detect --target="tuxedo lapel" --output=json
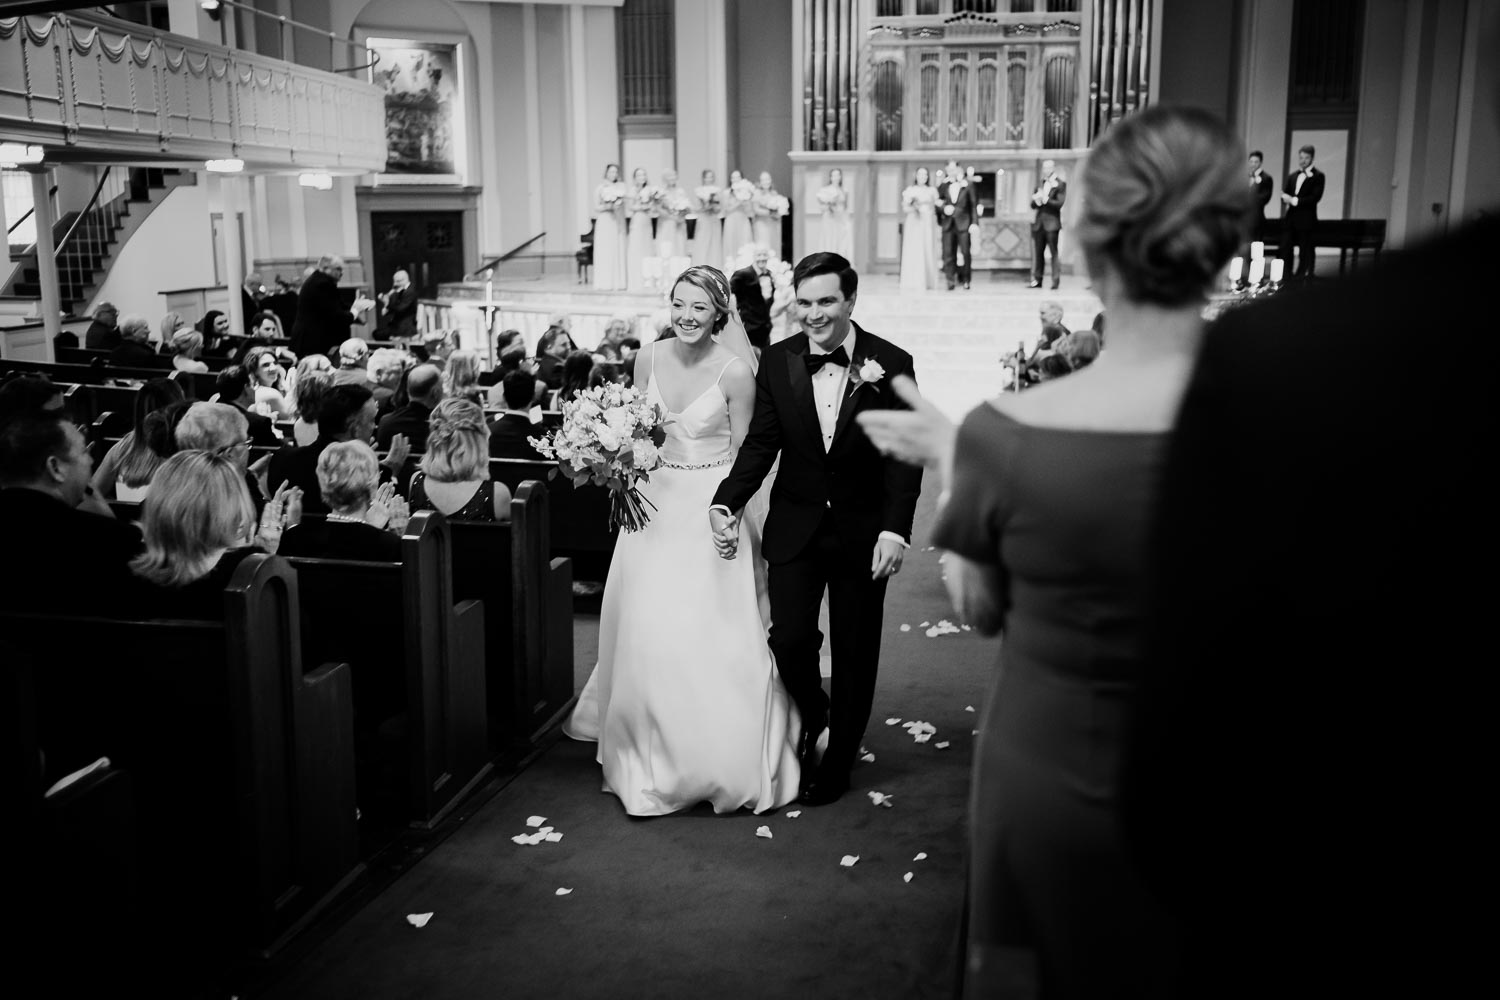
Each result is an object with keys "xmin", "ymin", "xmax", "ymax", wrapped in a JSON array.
[
  {"xmin": 829, "ymin": 325, "xmax": 873, "ymax": 453},
  {"xmin": 784, "ymin": 339, "xmax": 823, "ymax": 451}
]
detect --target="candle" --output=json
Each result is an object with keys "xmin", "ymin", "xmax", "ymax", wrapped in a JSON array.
[
  {"xmin": 1228, "ymin": 256, "xmax": 1244, "ymax": 283},
  {"xmin": 1270, "ymin": 259, "xmax": 1285, "ymax": 284},
  {"xmin": 1248, "ymin": 258, "xmax": 1266, "ymax": 285},
  {"xmin": 1250, "ymin": 241, "xmax": 1265, "ymax": 260}
]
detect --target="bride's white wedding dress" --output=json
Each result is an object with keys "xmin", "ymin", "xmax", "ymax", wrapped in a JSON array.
[{"xmin": 564, "ymin": 353, "xmax": 801, "ymax": 816}]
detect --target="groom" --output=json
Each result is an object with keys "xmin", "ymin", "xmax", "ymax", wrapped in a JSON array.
[{"xmin": 710, "ymin": 252, "xmax": 923, "ymax": 805}]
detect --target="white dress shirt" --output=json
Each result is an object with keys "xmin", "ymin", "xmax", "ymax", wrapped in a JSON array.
[{"xmin": 758, "ymin": 268, "xmax": 773, "ymax": 303}]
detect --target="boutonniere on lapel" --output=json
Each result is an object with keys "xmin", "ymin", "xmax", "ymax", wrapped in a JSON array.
[{"xmin": 847, "ymin": 357, "xmax": 886, "ymax": 393}]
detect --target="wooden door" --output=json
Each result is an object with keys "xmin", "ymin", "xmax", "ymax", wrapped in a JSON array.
[{"xmin": 369, "ymin": 210, "xmax": 466, "ymax": 305}]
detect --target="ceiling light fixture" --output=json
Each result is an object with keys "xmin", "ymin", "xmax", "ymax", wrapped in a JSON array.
[
  {"xmin": 205, "ymin": 158, "xmax": 244, "ymax": 173},
  {"xmin": 298, "ymin": 172, "xmax": 333, "ymax": 191},
  {"xmin": 0, "ymin": 142, "xmax": 44, "ymax": 167}
]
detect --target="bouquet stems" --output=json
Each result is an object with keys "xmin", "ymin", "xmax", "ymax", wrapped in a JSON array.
[{"xmin": 610, "ymin": 486, "xmax": 658, "ymax": 533}]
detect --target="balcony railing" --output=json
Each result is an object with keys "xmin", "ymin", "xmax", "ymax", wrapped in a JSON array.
[{"xmin": 0, "ymin": 10, "xmax": 386, "ymax": 172}]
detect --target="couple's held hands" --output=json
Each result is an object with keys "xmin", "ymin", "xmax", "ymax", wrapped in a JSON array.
[
  {"xmin": 855, "ymin": 374, "xmax": 957, "ymax": 479},
  {"xmin": 709, "ymin": 507, "xmax": 740, "ymax": 560}
]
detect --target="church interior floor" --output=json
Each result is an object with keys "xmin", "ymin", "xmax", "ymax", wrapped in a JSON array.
[{"xmin": 245, "ymin": 477, "xmax": 997, "ymax": 1000}]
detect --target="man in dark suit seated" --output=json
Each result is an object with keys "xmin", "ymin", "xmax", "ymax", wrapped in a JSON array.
[
  {"xmin": 0, "ymin": 411, "xmax": 142, "ymax": 615},
  {"xmin": 489, "ymin": 370, "xmax": 545, "ymax": 461},
  {"xmin": 269, "ymin": 383, "xmax": 409, "ymax": 514},
  {"xmin": 730, "ymin": 246, "xmax": 775, "ymax": 350},
  {"xmin": 83, "ymin": 301, "xmax": 120, "ymax": 350},
  {"xmin": 376, "ymin": 363, "xmax": 442, "ymax": 452},
  {"xmin": 213, "ymin": 364, "xmax": 280, "ymax": 448},
  {"xmin": 106, "ymin": 314, "xmax": 157, "ymax": 367}
]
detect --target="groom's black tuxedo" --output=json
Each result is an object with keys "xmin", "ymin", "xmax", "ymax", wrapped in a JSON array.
[{"xmin": 713, "ymin": 323, "xmax": 922, "ymax": 789}]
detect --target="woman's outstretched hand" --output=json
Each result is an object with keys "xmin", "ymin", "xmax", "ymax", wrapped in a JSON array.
[{"xmin": 855, "ymin": 375, "xmax": 956, "ymax": 472}]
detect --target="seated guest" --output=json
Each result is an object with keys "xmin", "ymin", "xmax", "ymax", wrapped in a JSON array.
[
  {"xmin": 107, "ymin": 314, "xmax": 157, "ymax": 367},
  {"xmin": 534, "ymin": 326, "xmax": 574, "ymax": 390},
  {"xmin": 443, "ymin": 348, "xmax": 485, "ymax": 405},
  {"xmin": 368, "ymin": 348, "xmax": 406, "ymax": 416},
  {"xmin": 416, "ymin": 328, "xmax": 455, "ymax": 371},
  {"xmin": 290, "ymin": 369, "xmax": 331, "ymax": 446},
  {"xmin": 91, "ymin": 378, "xmax": 185, "ymax": 500},
  {"xmin": 376, "ymin": 363, "xmax": 442, "ymax": 452},
  {"xmin": 279, "ymin": 441, "xmax": 408, "ymax": 561},
  {"xmin": 170, "ymin": 328, "xmax": 209, "ymax": 373},
  {"xmin": 130, "ymin": 451, "xmax": 290, "ymax": 620},
  {"xmin": 494, "ymin": 328, "xmax": 525, "ymax": 358},
  {"xmin": 213, "ymin": 365, "xmax": 280, "ymax": 447},
  {"xmin": 143, "ymin": 398, "xmax": 193, "ymax": 461},
  {"xmin": 198, "ymin": 309, "xmax": 232, "ymax": 357},
  {"xmin": 490, "ymin": 370, "xmax": 545, "ymax": 460},
  {"xmin": 0, "ymin": 374, "xmax": 64, "ymax": 423},
  {"xmin": 0, "ymin": 411, "xmax": 143, "ymax": 614},
  {"xmin": 1061, "ymin": 328, "xmax": 1102, "ymax": 370},
  {"xmin": 244, "ymin": 345, "xmax": 292, "ymax": 417},
  {"xmin": 486, "ymin": 344, "xmax": 546, "ymax": 409},
  {"xmin": 157, "ymin": 311, "xmax": 186, "ymax": 353},
  {"xmin": 270, "ymin": 383, "xmax": 407, "ymax": 515},
  {"xmin": 175, "ymin": 401, "xmax": 278, "ymax": 517},
  {"xmin": 557, "ymin": 350, "xmax": 603, "ymax": 405},
  {"xmin": 84, "ymin": 301, "xmax": 120, "ymax": 349},
  {"xmin": 331, "ymin": 338, "xmax": 372, "ymax": 387},
  {"xmin": 409, "ymin": 398, "xmax": 512, "ymax": 522},
  {"xmin": 1035, "ymin": 353, "xmax": 1074, "ymax": 382}
]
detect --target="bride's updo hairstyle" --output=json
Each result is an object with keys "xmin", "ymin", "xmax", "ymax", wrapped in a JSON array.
[
  {"xmin": 671, "ymin": 265, "xmax": 732, "ymax": 334},
  {"xmin": 1074, "ymin": 105, "xmax": 1251, "ymax": 306}
]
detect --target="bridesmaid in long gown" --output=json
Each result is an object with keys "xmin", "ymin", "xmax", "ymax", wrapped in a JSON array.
[
  {"xmin": 593, "ymin": 164, "xmax": 628, "ymax": 291},
  {"xmin": 693, "ymin": 169, "xmax": 725, "ymax": 271},
  {"xmin": 859, "ymin": 105, "xmax": 1249, "ymax": 1000},
  {"xmin": 721, "ymin": 169, "xmax": 755, "ymax": 261},
  {"xmin": 565, "ymin": 264, "xmax": 800, "ymax": 816},
  {"xmin": 899, "ymin": 167, "xmax": 941, "ymax": 292},
  {"xmin": 814, "ymin": 168, "xmax": 855, "ymax": 258},
  {"xmin": 625, "ymin": 168, "xmax": 657, "ymax": 291},
  {"xmin": 656, "ymin": 168, "xmax": 691, "ymax": 258},
  {"xmin": 751, "ymin": 171, "xmax": 784, "ymax": 252}
]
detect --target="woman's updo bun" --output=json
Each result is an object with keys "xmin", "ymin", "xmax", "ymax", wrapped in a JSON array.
[{"xmin": 1075, "ymin": 105, "xmax": 1251, "ymax": 306}]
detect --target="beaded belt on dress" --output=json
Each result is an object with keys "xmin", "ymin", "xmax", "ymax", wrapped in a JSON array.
[{"xmin": 661, "ymin": 456, "xmax": 733, "ymax": 470}]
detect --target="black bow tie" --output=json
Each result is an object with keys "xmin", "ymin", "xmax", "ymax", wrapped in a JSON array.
[{"xmin": 806, "ymin": 346, "xmax": 850, "ymax": 372}]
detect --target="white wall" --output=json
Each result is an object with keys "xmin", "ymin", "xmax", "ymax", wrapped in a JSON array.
[{"xmin": 89, "ymin": 182, "xmax": 218, "ymax": 325}]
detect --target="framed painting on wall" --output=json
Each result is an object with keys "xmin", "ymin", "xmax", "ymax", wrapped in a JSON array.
[{"xmin": 366, "ymin": 38, "xmax": 466, "ymax": 185}]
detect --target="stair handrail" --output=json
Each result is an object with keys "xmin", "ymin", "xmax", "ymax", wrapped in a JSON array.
[
  {"xmin": 466, "ymin": 232, "xmax": 547, "ymax": 279},
  {"xmin": 52, "ymin": 167, "xmax": 126, "ymax": 315},
  {"xmin": 7, "ymin": 184, "xmax": 57, "ymax": 241},
  {"xmin": 194, "ymin": 0, "xmax": 381, "ymax": 74}
]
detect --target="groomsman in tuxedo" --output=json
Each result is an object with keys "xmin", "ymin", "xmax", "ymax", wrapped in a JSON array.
[
  {"xmin": 1247, "ymin": 150, "xmax": 1274, "ymax": 244},
  {"xmin": 730, "ymin": 245, "xmax": 775, "ymax": 350},
  {"xmin": 936, "ymin": 159, "xmax": 979, "ymax": 290},
  {"xmin": 1029, "ymin": 159, "xmax": 1066, "ymax": 289},
  {"xmin": 1279, "ymin": 145, "xmax": 1324, "ymax": 279}
]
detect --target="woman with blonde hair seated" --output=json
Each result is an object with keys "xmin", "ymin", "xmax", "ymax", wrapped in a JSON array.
[
  {"xmin": 407, "ymin": 398, "xmax": 512, "ymax": 522},
  {"xmin": 130, "ymin": 450, "xmax": 296, "ymax": 619},
  {"xmin": 442, "ymin": 348, "xmax": 485, "ymax": 405},
  {"xmin": 170, "ymin": 328, "xmax": 209, "ymax": 373},
  {"xmin": 279, "ymin": 440, "xmax": 409, "ymax": 561}
]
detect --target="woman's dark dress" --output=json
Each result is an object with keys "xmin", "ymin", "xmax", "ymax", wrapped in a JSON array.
[
  {"xmin": 143, "ymin": 547, "xmax": 262, "ymax": 620},
  {"xmin": 933, "ymin": 406, "xmax": 1178, "ymax": 998},
  {"xmin": 408, "ymin": 472, "xmax": 496, "ymax": 522}
]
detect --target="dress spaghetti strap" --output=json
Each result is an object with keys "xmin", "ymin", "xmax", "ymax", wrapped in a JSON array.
[{"xmin": 714, "ymin": 355, "xmax": 743, "ymax": 386}]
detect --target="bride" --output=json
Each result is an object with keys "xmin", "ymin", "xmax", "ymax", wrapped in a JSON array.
[{"xmin": 564, "ymin": 265, "xmax": 801, "ymax": 816}]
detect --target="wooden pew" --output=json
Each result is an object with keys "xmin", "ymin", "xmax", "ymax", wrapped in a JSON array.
[
  {"xmin": 489, "ymin": 457, "xmax": 617, "ymax": 581},
  {"xmin": 0, "ymin": 555, "xmax": 360, "ymax": 958},
  {"xmin": 446, "ymin": 481, "xmax": 576, "ymax": 749},
  {"xmin": 284, "ymin": 510, "xmax": 490, "ymax": 828}
]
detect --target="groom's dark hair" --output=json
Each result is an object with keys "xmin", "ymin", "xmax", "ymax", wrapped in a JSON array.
[{"xmin": 792, "ymin": 252, "xmax": 858, "ymax": 300}]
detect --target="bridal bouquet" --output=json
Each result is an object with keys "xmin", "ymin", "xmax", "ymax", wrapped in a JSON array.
[
  {"xmin": 598, "ymin": 182, "xmax": 626, "ymax": 211},
  {"xmin": 729, "ymin": 178, "xmax": 756, "ymax": 203},
  {"xmin": 530, "ymin": 383, "xmax": 669, "ymax": 532},
  {"xmin": 694, "ymin": 185, "xmax": 721, "ymax": 213},
  {"xmin": 816, "ymin": 185, "xmax": 843, "ymax": 209}
]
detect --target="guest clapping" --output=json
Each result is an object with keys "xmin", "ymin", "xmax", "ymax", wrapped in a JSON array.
[
  {"xmin": 859, "ymin": 105, "xmax": 1250, "ymax": 996},
  {"xmin": 278, "ymin": 441, "xmax": 407, "ymax": 561},
  {"xmin": 408, "ymin": 398, "xmax": 511, "ymax": 523},
  {"xmin": 130, "ymin": 450, "xmax": 290, "ymax": 619},
  {"xmin": 270, "ymin": 384, "xmax": 407, "ymax": 514}
]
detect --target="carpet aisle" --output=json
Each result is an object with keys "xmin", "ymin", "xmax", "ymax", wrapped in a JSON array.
[{"xmin": 257, "ymin": 478, "xmax": 998, "ymax": 1000}]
